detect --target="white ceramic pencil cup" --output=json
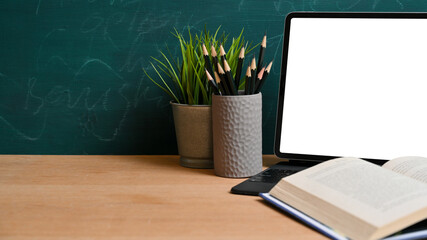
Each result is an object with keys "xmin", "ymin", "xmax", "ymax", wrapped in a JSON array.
[{"xmin": 212, "ymin": 92, "xmax": 262, "ymax": 178}]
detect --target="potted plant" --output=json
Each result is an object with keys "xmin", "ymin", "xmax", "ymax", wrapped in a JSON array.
[{"xmin": 144, "ymin": 26, "xmax": 254, "ymax": 168}]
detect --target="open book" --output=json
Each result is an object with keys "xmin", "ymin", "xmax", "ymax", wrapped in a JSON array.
[{"xmin": 262, "ymin": 157, "xmax": 427, "ymax": 240}]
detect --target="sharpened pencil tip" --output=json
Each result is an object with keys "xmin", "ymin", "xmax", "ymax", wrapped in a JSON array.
[
  {"xmin": 219, "ymin": 45, "xmax": 226, "ymax": 56},
  {"xmin": 258, "ymin": 67, "xmax": 265, "ymax": 79},
  {"xmin": 239, "ymin": 47, "xmax": 245, "ymax": 59},
  {"xmin": 266, "ymin": 61, "xmax": 273, "ymax": 72},
  {"xmin": 214, "ymin": 71, "xmax": 221, "ymax": 84},
  {"xmin": 202, "ymin": 44, "xmax": 209, "ymax": 56},
  {"xmin": 246, "ymin": 65, "xmax": 251, "ymax": 77},
  {"xmin": 217, "ymin": 62, "xmax": 225, "ymax": 74},
  {"xmin": 211, "ymin": 45, "xmax": 217, "ymax": 57},
  {"xmin": 223, "ymin": 60, "xmax": 231, "ymax": 72},
  {"xmin": 262, "ymin": 34, "xmax": 267, "ymax": 48},
  {"xmin": 205, "ymin": 69, "xmax": 213, "ymax": 80},
  {"xmin": 251, "ymin": 56, "xmax": 256, "ymax": 69}
]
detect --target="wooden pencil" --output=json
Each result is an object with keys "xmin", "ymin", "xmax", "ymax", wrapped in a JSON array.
[
  {"xmin": 254, "ymin": 66, "xmax": 265, "ymax": 92},
  {"xmin": 244, "ymin": 65, "xmax": 251, "ymax": 95},
  {"xmin": 205, "ymin": 69, "xmax": 219, "ymax": 95},
  {"xmin": 211, "ymin": 45, "xmax": 219, "ymax": 72},
  {"xmin": 217, "ymin": 63, "xmax": 231, "ymax": 95},
  {"xmin": 250, "ymin": 56, "xmax": 257, "ymax": 94},
  {"xmin": 219, "ymin": 44, "xmax": 227, "ymax": 64},
  {"xmin": 257, "ymin": 34, "xmax": 266, "ymax": 74},
  {"xmin": 234, "ymin": 47, "xmax": 245, "ymax": 89},
  {"xmin": 255, "ymin": 61, "xmax": 273, "ymax": 93},
  {"xmin": 202, "ymin": 44, "xmax": 214, "ymax": 78},
  {"xmin": 223, "ymin": 59, "xmax": 237, "ymax": 95},
  {"xmin": 214, "ymin": 71, "xmax": 226, "ymax": 95}
]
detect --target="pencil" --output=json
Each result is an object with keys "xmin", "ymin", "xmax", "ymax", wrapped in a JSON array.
[
  {"xmin": 257, "ymin": 33, "xmax": 266, "ymax": 74},
  {"xmin": 214, "ymin": 71, "xmax": 226, "ymax": 95},
  {"xmin": 211, "ymin": 45, "xmax": 219, "ymax": 72},
  {"xmin": 255, "ymin": 61, "xmax": 273, "ymax": 93},
  {"xmin": 223, "ymin": 59, "xmax": 237, "ymax": 95},
  {"xmin": 202, "ymin": 44, "xmax": 214, "ymax": 78},
  {"xmin": 250, "ymin": 56, "xmax": 256, "ymax": 94},
  {"xmin": 234, "ymin": 47, "xmax": 245, "ymax": 89},
  {"xmin": 254, "ymin": 66, "xmax": 265, "ymax": 92},
  {"xmin": 219, "ymin": 44, "xmax": 227, "ymax": 64},
  {"xmin": 244, "ymin": 65, "xmax": 251, "ymax": 95},
  {"xmin": 205, "ymin": 69, "xmax": 220, "ymax": 95},
  {"xmin": 217, "ymin": 63, "xmax": 231, "ymax": 95}
]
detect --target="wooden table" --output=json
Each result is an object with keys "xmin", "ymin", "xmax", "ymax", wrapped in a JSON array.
[{"xmin": 0, "ymin": 155, "xmax": 327, "ymax": 239}]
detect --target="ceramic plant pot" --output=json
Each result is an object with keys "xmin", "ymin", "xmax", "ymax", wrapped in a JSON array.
[
  {"xmin": 171, "ymin": 102, "xmax": 213, "ymax": 169},
  {"xmin": 212, "ymin": 92, "xmax": 263, "ymax": 178}
]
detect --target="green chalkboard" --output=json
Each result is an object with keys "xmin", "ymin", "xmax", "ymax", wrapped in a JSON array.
[{"xmin": 1, "ymin": 0, "xmax": 427, "ymax": 154}]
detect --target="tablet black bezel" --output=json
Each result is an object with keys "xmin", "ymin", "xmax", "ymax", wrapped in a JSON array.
[{"xmin": 274, "ymin": 12, "xmax": 427, "ymax": 165}]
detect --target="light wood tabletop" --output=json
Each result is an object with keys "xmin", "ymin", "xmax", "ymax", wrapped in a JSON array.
[{"xmin": 0, "ymin": 155, "xmax": 327, "ymax": 240}]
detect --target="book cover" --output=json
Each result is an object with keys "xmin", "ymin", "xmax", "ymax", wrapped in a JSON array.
[{"xmin": 260, "ymin": 193, "xmax": 427, "ymax": 240}]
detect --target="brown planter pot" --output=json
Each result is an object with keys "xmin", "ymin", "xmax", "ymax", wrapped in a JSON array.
[{"xmin": 171, "ymin": 102, "xmax": 213, "ymax": 168}]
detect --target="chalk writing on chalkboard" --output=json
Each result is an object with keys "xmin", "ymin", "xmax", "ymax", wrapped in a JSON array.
[{"xmin": 0, "ymin": 0, "xmax": 424, "ymax": 154}]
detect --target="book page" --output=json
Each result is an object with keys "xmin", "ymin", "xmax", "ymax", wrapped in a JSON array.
[
  {"xmin": 383, "ymin": 156, "xmax": 427, "ymax": 183},
  {"xmin": 276, "ymin": 158, "xmax": 427, "ymax": 226}
]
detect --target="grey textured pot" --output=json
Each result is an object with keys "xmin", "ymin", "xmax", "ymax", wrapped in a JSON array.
[
  {"xmin": 171, "ymin": 102, "xmax": 213, "ymax": 169},
  {"xmin": 212, "ymin": 93, "xmax": 262, "ymax": 178}
]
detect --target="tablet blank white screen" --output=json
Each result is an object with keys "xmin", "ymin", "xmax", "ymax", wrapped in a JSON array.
[{"xmin": 280, "ymin": 18, "xmax": 427, "ymax": 160}]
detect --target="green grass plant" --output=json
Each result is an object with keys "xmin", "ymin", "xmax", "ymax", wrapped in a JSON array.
[{"xmin": 144, "ymin": 26, "xmax": 256, "ymax": 105}]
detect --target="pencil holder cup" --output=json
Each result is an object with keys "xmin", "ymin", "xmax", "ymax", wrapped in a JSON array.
[{"xmin": 212, "ymin": 92, "xmax": 262, "ymax": 178}]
